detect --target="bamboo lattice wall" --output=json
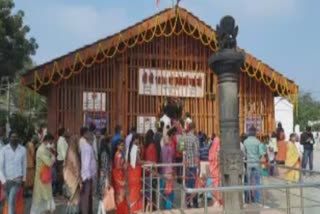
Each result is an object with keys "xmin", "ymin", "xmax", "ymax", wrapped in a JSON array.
[{"xmin": 46, "ymin": 20, "xmax": 275, "ymax": 137}]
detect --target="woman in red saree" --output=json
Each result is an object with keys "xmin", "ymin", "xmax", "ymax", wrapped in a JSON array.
[
  {"xmin": 127, "ymin": 135, "xmax": 143, "ymax": 213},
  {"xmin": 113, "ymin": 140, "xmax": 128, "ymax": 214}
]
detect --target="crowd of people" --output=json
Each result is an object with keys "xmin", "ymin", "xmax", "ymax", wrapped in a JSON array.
[
  {"xmin": 242, "ymin": 123, "xmax": 316, "ymax": 203},
  {"xmin": 0, "ymin": 117, "xmax": 318, "ymax": 213}
]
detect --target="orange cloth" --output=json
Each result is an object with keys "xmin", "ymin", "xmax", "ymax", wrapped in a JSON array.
[
  {"xmin": 128, "ymin": 164, "xmax": 143, "ymax": 213},
  {"xmin": 276, "ymin": 140, "xmax": 287, "ymax": 162},
  {"xmin": 3, "ymin": 189, "xmax": 24, "ymax": 214},
  {"xmin": 113, "ymin": 151, "xmax": 128, "ymax": 214}
]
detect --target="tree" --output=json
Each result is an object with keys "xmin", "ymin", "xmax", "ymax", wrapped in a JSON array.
[
  {"xmin": 0, "ymin": 0, "xmax": 38, "ymax": 80},
  {"xmin": 295, "ymin": 92, "xmax": 320, "ymax": 131}
]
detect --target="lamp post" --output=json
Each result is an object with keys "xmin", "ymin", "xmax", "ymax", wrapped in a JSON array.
[{"xmin": 209, "ymin": 16, "xmax": 245, "ymax": 213}]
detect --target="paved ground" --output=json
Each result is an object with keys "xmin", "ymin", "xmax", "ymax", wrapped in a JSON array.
[{"xmin": 1, "ymin": 148, "xmax": 320, "ymax": 213}]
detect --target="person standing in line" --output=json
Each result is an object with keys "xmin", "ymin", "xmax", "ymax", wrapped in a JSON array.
[
  {"xmin": 161, "ymin": 128, "xmax": 174, "ymax": 210},
  {"xmin": 127, "ymin": 134, "xmax": 143, "ymax": 213},
  {"xmin": 143, "ymin": 129, "xmax": 158, "ymax": 212},
  {"xmin": 300, "ymin": 126, "xmax": 315, "ymax": 173},
  {"xmin": 98, "ymin": 135, "xmax": 112, "ymax": 200},
  {"xmin": 111, "ymin": 125, "xmax": 122, "ymax": 159},
  {"xmin": 179, "ymin": 122, "xmax": 200, "ymax": 209},
  {"xmin": 260, "ymin": 136, "xmax": 269, "ymax": 177},
  {"xmin": 276, "ymin": 131, "xmax": 287, "ymax": 178},
  {"xmin": 25, "ymin": 135, "xmax": 37, "ymax": 196},
  {"xmin": 285, "ymin": 133, "xmax": 301, "ymax": 183},
  {"xmin": 199, "ymin": 134, "xmax": 210, "ymax": 180},
  {"xmin": 125, "ymin": 127, "xmax": 136, "ymax": 155},
  {"xmin": 89, "ymin": 123, "xmax": 98, "ymax": 161},
  {"xmin": 30, "ymin": 133, "xmax": 56, "ymax": 214},
  {"xmin": 63, "ymin": 135, "xmax": 81, "ymax": 213},
  {"xmin": 208, "ymin": 133, "xmax": 222, "ymax": 207},
  {"xmin": 79, "ymin": 127, "xmax": 97, "ymax": 214},
  {"xmin": 267, "ymin": 133, "xmax": 278, "ymax": 176},
  {"xmin": 244, "ymin": 126, "xmax": 263, "ymax": 204},
  {"xmin": 295, "ymin": 134, "xmax": 304, "ymax": 161},
  {"xmin": 113, "ymin": 140, "xmax": 128, "ymax": 214},
  {"xmin": 154, "ymin": 122, "xmax": 164, "ymax": 163},
  {"xmin": 0, "ymin": 130, "xmax": 27, "ymax": 214},
  {"xmin": 56, "ymin": 128, "xmax": 68, "ymax": 196}
]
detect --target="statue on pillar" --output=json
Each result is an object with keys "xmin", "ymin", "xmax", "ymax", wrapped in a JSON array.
[{"xmin": 209, "ymin": 16, "xmax": 245, "ymax": 213}]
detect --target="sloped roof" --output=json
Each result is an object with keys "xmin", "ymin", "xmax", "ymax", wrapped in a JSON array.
[{"xmin": 22, "ymin": 7, "xmax": 298, "ymax": 101}]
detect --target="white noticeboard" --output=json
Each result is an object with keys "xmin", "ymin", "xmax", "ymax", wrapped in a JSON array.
[
  {"xmin": 83, "ymin": 92, "xmax": 106, "ymax": 111},
  {"xmin": 138, "ymin": 68, "xmax": 205, "ymax": 98},
  {"xmin": 137, "ymin": 116, "xmax": 157, "ymax": 134}
]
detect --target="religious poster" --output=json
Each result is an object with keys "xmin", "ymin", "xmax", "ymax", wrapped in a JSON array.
[
  {"xmin": 138, "ymin": 68, "xmax": 205, "ymax": 97},
  {"xmin": 137, "ymin": 116, "xmax": 157, "ymax": 134},
  {"xmin": 83, "ymin": 112, "xmax": 108, "ymax": 134},
  {"xmin": 245, "ymin": 116, "xmax": 263, "ymax": 133},
  {"xmin": 83, "ymin": 91, "xmax": 106, "ymax": 111}
]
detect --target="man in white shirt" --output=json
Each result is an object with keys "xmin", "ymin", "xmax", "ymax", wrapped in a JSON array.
[
  {"xmin": 0, "ymin": 130, "xmax": 27, "ymax": 214},
  {"xmin": 56, "ymin": 128, "xmax": 68, "ymax": 195}
]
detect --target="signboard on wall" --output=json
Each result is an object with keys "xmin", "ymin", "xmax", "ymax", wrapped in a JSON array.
[
  {"xmin": 245, "ymin": 116, "xmax": 263, "ymax": 133},
  {"xmin": 138, "ymin": 68, "xmax": 205, "ymax": 97},
  {"xmin": 83, "ymin": 92, "xmax": 106, "ymax": 111},
  {"xmin": 83, "ymin": 112, "xmax": 108, "ymax": 134},
  {"xmin": 137, "ymin": 116, "xmax": 157, "ymax": 134}
]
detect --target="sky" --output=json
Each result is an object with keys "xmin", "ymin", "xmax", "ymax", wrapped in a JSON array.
[{"xmin": 14, "ymin": 0, "xmax": 320, "ymax": 99}]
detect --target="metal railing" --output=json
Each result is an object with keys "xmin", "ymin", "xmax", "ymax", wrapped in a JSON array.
[{"xmin": 140, "ymin": 161, "xmax": 320, "ymax": 214}]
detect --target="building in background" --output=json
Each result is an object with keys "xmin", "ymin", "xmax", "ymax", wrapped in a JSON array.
[
  {"xmin": 275, "ymin": 97, "xmax": 294, "ymax": 140},
  {"xmin": 22, "ymin": 7, "xmax": 298, "ymax": 136}
]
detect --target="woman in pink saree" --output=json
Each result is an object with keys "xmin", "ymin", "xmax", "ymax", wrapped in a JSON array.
[{"xmin": 208, "ymin": 134, "xmax": 222, "ymax": 207}]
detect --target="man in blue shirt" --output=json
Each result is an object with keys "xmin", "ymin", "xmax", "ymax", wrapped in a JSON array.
[
  {"xmin": 111, "ymin": 125, "xmax": 122, "ymax": 158},
  {"xmin": 244, "ymin": 126, "xmax": 263, "ymax": 203}
]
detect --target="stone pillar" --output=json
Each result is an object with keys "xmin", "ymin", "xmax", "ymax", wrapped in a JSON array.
[{"xmin": 209, "ymin": 16, "xmax": 245, "ymax": 214}]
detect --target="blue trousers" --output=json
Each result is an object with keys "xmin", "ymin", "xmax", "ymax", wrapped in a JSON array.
[
  {"xmin": 302, "ymin": 149, "xmax": 313, "ymax": 171},
  {"xmin": 4, "ymin": 182, "xmax": 21, "ymax": 214},
  {"xmin": 245, "ymin": 167, "xmax": 261, "ymax": 203},
  {"xmin": 185, "ymin": 167, "xmax": 198, "ymax": 207}
]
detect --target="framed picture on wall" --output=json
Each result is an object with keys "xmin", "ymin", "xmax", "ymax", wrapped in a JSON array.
[{"xmin": 83, "ymin": 112, "xmax": 108, "ymax": 135}]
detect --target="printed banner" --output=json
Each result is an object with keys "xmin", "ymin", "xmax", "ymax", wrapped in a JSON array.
[
  {"xmin": 83, "ymin": 112, "xmax": 108, "ymax": 134},
  {"xmin": 138, "ymin": 68, "xmax": 205, "ymax": 97},
  {"xmin": 137, "ymin": 116, "xmax": 157, "ymax": 134},
  {"xmin": 245, "ymin": 116, "xmax": 263, "ymax": 133},
  {"xmin": 83, "ymin": 91, "xmax": 106, "ymax": 111}
]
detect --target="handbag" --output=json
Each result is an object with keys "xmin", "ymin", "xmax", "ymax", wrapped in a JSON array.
[
  {"xmin": 40, "ymin": 165, "xmax": 52, "ymax": 184},
  {"xmin": 103, "ymin": 186, "xmax": 116, "ymax": 211}
]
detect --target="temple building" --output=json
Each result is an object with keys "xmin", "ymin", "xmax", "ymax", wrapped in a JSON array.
[{"xmin": 22, "ymin": 7, "xmax": 298, "ymax": 136}]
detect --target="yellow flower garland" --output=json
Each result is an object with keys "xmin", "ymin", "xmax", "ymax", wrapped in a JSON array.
[{"xmin": 27, "ymin": 8, "xmax": 298, "ymax": 110}]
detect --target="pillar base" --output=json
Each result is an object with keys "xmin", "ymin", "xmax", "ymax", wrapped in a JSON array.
[{"xmin": 220, "ymin": 150, "xmax": 244, "ymax": 213}]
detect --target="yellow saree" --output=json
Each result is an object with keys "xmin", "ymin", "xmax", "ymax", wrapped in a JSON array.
[{"xmin": 285, "ymin": 142, "xmax": 300, "ymax": 183}]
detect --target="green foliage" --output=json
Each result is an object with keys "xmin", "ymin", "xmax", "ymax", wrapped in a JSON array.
[
  {"xmin": 12, "ymin": 81, "xmax": 47, "ymax": 123},
  {"xmin": 9, "ymin": 112, "xmax": 35, "ymax": 143},
  {"xmin": 0, "ymin": 109, "xmax": 6, "ymax": 126},
  {"xmin": 295, "ymin": 92, "xmax": 320, "ymax": 131},
  {"xmin": 0, "ymin": 0, "xmax": 38, "ymax": 79}
]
